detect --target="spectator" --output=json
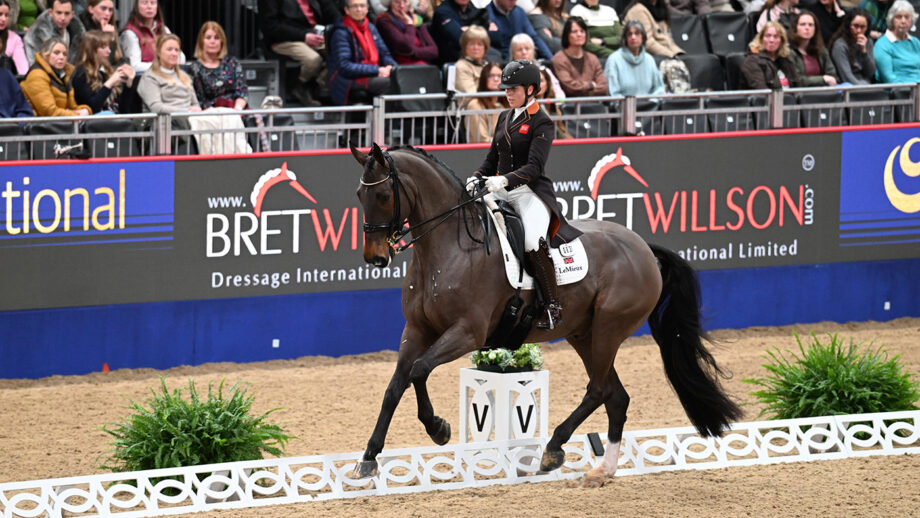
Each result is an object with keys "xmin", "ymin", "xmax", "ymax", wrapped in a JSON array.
[
  {"xmin": 755, "ymin": 0, "xmax": 801, "ymax": 33},
  {"xmin": 327, "ymin": 0, "xmax": 397, "ymax": 105},
  {"xmin": 257, "ymin": 0, "xmax": 334, "ymax": 108},
  {"xmin": 873, "ymin": 0, "xmax": 920, "ymax": 83},
  {"xmin": 624, "ymin": 0, "xmax": 684, "ymax": 57},
  {"xmin": 604, "ymin": 19, "xmax": 665, "ymax": 97},
  {"xmin": 788, "ymin": 11, "xmax": 839, "ymax": 85},
  {"xmin": 24, "ymin": 0, "xmax": 85, "ymax": 63},
  {"xmin": 78, "ymin": 0, "xmax": 115, "ymax": 34},
  {"xmin": 510, "ymin": 33, "xmax": 564, "ymax": 98},
  {"xmin": 370, "ymin": 0, "xmax": 432, "ymax": 21},
  {"xmin": 430, "ymin": 0, "xmax": 491, "ymax": 64},
  {"xmin": 536, "ymin": 66, "xmax": 570, "ymax": 138},
  {"xmin": 829, "ymin": 8, "xmax": 875, "ymax": 84},
  {"xmin": 810, "ymin": 0, "xmax": 847, "ymax": 44},
  {"xmin": 0, "ymin": 40, "xmax": 31, "ymax": 117},
  {"xmin": 20, "ymin": 36, "xmax": 91, "ymax": 115},
  {"xmin": 859, "ymin": 0, "xmax": 892, "ymax": 39},
  {"xmin": 189, "ymin": 21, "xmax": 249, "ymax": 110},
  {"xmin": 551, "ymin": 17, "xmax": 607, "ymax": 96},
  {"xmin": 487, "ymin": 0, "xmax": 553, "ymax": 60},
  {"xmin": 137, "ymin": 34, "xmax": 198, "ymax": 114},
  {"xmin": 569, "ymin": 0, "xmax": 622, "ymax": 59},
  {"xmin": 0, "ymin": 0, "xmax": 28, "ymax": 75},
  {"xmin": 120, "ymin": 0, "xmax": 185, "ymax": 74},
  {"xmin": 740, "ymin": 20, "xmax": 799, "ymax": 88},
  {"xmin": 667, "ymin": 0, "xmax": 712, "ymax": 15},
  {"xmin": 73, "ymin": 30, "xmax": 139, "ymax": 113},
  {"xmin": 465, "ymin": 61, "xmax": 507, "ymax": 143},
  {"xmin": 13, "ymin": 0, "xmax": 47, "ymax": 32},
  {"xmin": 528, "ymin": 0, "xmax": 567, "ymax": 55},
  {"xmin": 375, "ymin": 0, "xmax": 438, "ymax": 65},
  {"xmin": 454, "ymin": 24, "xmax": 489, "ymax": 93}
]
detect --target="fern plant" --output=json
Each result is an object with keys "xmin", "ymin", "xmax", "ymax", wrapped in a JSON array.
[
  {"xmin": 100, "ymin": 378, "xmax": 292, "ymax": 472},
  {"xmin": 744, "ymin": 332, "xmax": 920, "ymax": 420}
]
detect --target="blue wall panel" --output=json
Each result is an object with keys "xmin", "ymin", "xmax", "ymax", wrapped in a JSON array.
[{"xmin": 2, "ymin": 258, "xmax": 917, "ymax": 379}]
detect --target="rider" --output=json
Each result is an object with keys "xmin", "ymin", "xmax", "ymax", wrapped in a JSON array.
[{"xmin": 466, "ymin": 59, "xmax": 582, "ymax": 330}]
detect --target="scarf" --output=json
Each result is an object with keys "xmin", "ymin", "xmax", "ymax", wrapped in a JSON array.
[{"xmin": 343, "ymin": 16, "xmax": 378, "ymax": 66}]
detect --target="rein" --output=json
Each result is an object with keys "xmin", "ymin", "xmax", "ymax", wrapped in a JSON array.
[{"xmin": 361, "ymin": 149, "xmax": 490, "ymax": 254}]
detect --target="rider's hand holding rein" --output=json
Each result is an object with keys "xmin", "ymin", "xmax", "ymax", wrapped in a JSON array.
[
  {"xmin": 465, "ymin": 175, "xmax": 483, "ymax": 196},
  {"xmin": 485, "ymin": 175, "xmax": 509, "ymax": 193}
]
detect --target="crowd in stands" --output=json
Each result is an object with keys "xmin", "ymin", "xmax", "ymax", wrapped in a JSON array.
[{"xmin": 0, "ymin": 0, "xmax": 918, "ymax": 148}]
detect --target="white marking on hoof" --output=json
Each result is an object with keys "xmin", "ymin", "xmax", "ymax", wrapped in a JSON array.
[{"xmin": 582, "ymin": 441, "xmax": 620, "ymax": 488}]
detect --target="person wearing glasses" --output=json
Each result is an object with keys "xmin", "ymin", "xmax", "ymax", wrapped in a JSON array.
[{"xmin": 327, "ymin": 0, "xmax": 397, "ymax": 105}]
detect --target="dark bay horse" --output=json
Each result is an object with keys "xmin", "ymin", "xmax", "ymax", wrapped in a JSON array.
[{"xmin": 351, "ymin": 143, "xmax": 741, "ymax": 487}]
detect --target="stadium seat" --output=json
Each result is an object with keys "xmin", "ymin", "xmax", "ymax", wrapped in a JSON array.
[
  {"xmin": 847, "ymin": 89, "xmax": 895, "ymax": 126},
  {"xmin": 677, "ymin": 53, "xmax": 725, "ymax": 91},
  {"xmin": 671, "ymin": 15, "xmax": 711, "ymax": 54},
  {"xmin": 751, "ymin": 93, "xmax": 798, "ymax": 129},
  {"xmin": 797, "ymin": 90, "xmax": 846, "ymax": 127},
  {"xmin": 261, "ymin": 113, "xmax": 299, "ymax": 152},
  {"xmin": 891, "ymin": 87, "xmax": 916, "ymax": 123},
  {"xmin": 747, "ymin": 11, "xmax": 761, "ymax": 41},
  {"xmin": 704, "ymin": 12, "xmax": 751, "ymax": 57},
  {"xmin": 0, "ymin": 124, "xmax": 28, "ymax": 161},
  {"xmin": 634, "ymin": 98, "xmax": 661, "ymax": 136},
  {"xmin": 391, "ymin": 65, "xmax": 446, "ymax": 112},
  {"xmin": 659, "ymin": 97, "xmax": 708, "ymax": 134},
  {"xmin": 81, "ymin": 118, "xmax": 141, "ymax": 158},
  {"xmin": 705, "ymin": 95, "xmax": 754, "ymax": 132},
  {"xmin": 24, "ymin": 120, "xmax": 81, "ymax": 160},
  {"xmin": 723, "ymin": 52, "xmax": 747, "ymax": 91},
  {"xmin": 562, "ymin": 102, "xmax": 608, "ymax": 139}
]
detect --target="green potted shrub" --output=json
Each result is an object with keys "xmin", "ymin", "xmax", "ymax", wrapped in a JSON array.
[{"xmin": 470, "ymin": 343, "xmax": 544, "ymax": 373}]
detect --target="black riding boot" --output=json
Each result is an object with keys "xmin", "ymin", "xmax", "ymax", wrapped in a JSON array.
[{"xmin": 526, "ymin": 238, "xmax": 562, "ymax": 330}]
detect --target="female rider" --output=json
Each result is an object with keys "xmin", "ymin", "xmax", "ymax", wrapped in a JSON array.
[{"xmin": 466, "ymin": 59, "xmax": 581, "ymax": 331}]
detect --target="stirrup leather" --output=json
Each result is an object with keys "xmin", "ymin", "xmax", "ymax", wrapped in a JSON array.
[{"xmin": 526, "ymin": 239, "xmax": 563, "ymax": 330}]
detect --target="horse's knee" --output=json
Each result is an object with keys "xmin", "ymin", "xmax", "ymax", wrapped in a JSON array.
[{"xmin": 409, "ymin": 359, "xmax": 430, "ymax": 384}]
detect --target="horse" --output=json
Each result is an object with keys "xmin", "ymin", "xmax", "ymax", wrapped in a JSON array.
[{"xmin": 350, "ymin": 143, "xmax": 742, "ymax": 487}]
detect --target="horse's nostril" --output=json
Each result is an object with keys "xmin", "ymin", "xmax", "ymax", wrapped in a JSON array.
[{"xmin": 373, "ymin": 257, "xmax": 387, "ymax": 267}]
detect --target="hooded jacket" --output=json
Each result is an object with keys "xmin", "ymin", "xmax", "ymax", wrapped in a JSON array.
[{"xmin": 20, "ymin": 51, "xmax": 91, "ymax": 116}]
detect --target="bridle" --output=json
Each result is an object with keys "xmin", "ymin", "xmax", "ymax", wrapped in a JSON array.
[{"xmin": 360, "ymin": 149, "xmax": 489, "ymax": 255}]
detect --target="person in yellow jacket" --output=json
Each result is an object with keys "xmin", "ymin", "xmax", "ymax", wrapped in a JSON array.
[{"xmin": 20, "ymin": 36, "xmax": 91, "ymax": 116}]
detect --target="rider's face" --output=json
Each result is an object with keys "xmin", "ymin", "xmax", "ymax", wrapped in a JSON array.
[{"xmin": 505, "ymin": 85, "xmax": 527, "ymax": 108}]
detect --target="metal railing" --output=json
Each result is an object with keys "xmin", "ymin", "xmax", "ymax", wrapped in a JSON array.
[{"xmin": 0, "ymin": 84, "xmax": 916, "ymax": 161}]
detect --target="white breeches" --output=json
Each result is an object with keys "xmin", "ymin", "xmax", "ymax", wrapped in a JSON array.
[{"xmin": 489, "ymin": 185, "xmax": 550, "ymax": 252}]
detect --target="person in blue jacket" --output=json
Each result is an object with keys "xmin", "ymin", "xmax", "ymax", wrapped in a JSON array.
[
  {"xmin": 327, "ymin": 0, "xmax": 397, "ymax": 105},
  {"xmin": 430, "ymin": 0, "xmax": 492, "ymax": 64},
  {"xmin": 0, "ymin": 64, "xmax": 34, "ymax": 118},
  {"xmin": 487, "ymin": 0, "xmax": 553, "ymax": 60}
]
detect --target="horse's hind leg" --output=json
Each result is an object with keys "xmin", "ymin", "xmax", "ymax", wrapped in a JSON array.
[{"xmin": 582, "ymin": 369, "xmax": 629, "ymax": 488}]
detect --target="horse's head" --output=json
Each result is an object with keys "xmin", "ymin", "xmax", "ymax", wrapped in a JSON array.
[{"xmin": 353, "ymin": 142, "xmax": 405, "ymax": 268}]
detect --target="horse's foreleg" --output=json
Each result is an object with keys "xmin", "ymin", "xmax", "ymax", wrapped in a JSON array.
[
  {"xmin": 409, "ymin": 323, "xmax": 478, "ymax": 447},
  {"xmin": 540, "ymin": 380, "xmax": 608, "ymax": 472},
  {"xmin": 582, "ymin": 369, "xmax": 629, "ymax": 488}
]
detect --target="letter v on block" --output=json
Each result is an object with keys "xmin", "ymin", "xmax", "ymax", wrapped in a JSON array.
[{"xmin": 472, "ymin": 403, "xmax": 490, "ymax": 432}]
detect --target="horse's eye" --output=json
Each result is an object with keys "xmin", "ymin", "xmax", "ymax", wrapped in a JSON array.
[{"xmin": 377, "ymin": 191, "xmax": 391, "ymax": 204}]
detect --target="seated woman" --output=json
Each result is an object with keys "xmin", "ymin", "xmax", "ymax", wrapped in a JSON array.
[
  {"xmin": 551, "ymin": 17, "xmax": 608, "ymax": 97},
  {"xmin": 0, "ymin": 41, "xmax": 32, "ymax": 117},
  {"xmin": 528, "ymin": 0, "xmax": 568, "ymax": 55},
  {"xmin": 740, "ymin": 20, "xmax": 799, "ymax": 88},
  {"xmin": 120, "ymin": 0, "xmax": 185, "ymax": 73},
  {"xmin": 788, "ymin": 11, "xmax": 838, "ymax": 86},
  {"xmin": 453, "ymin": 25, "xmax": 489, "ymax": 94},
  {"xmin": 139, "ymin": 34, "xmax": 250, "ymax": 154},
  {"xmin": 604, "ymin": 19, "xmax": 665, "ymax": 97},
  {"xmin": 510, "ymin": 33, "xmax": 564, "ymax": 99},
  {"xmin": 812, "ymin": 0, "xmax": 846, "ymax": 45},
  {"xmin": 465, "ymin": 61, "xmax": 508, "ymax": 143},
  {"xmin": 756, "ymin": 0, "xmax": 800, "ymax": 33},
  {"xmin": 0, "ymin": 0, "xmax": 28, "ymax": 75},
  {"xmin": 828, "ymin": 8, "xmax": 876, "ymax": 85},
  {"xmin": 623, "ymin": 0, "xmax": 683, "ymax": 57},
  {"xmin": 73, "ymin": 30, "xmax": 140, "ymax": 114},
  {"xmin": 569, "ymin": 0, "xmax": 622, "ymax": 59},
  {"xmin": 375, "ymin": 0, "xmax": 438, "ymax": 65},
  {"xmin": 79, "ymin": 0, "xmax": 117, "ymax": 34},
  {"xmin": 536, "ymin": 66, "xmax": 571, "ymax": 138},
  {"xmin": 873, "ymin": 0, "xmax": 920, "ymax": 83},
  {"xmin": 189, "ymin": 21, "xmax": 248, "ymax": 110},
  {"xmin": 20, "ymin": 36, "xmax": 91, "ymax": 116}
]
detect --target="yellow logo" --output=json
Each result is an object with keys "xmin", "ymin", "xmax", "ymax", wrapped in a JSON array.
[{"xmin": 884, "ymin": 137, "xmax": 920, "ymax": 213}]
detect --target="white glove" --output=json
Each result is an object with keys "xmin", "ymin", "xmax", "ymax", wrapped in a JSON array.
[
  {"xmin": 465, "ymin": 175, "xmax": 481, "ymax": 195},
  {"xmin": 485, "ymin": 175, "xmax": 509, "ymax": 193}
]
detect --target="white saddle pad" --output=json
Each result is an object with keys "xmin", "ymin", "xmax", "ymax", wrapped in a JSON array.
[{"xmin": 484, "ymin": 198, "xmax": 589, "ymax": 290}]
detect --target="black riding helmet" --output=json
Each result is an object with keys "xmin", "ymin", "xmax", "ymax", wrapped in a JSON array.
[{"xmin": 498, "ymin": 59, "xmax": 540, "ymax": 96}]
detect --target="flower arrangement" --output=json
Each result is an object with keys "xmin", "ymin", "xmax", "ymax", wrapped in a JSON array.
[{"xmin": 470, "ymin": 343, "xmax": 544, "ymax": 372}]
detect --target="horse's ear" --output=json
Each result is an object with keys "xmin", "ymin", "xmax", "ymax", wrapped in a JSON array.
[
  {"xmin": 370, "ymin": 143, "xmax": 388, "ymax": 170},
  {"xmin": 350, "ymin": 142, "xmax": 368, "ymax": 167}
]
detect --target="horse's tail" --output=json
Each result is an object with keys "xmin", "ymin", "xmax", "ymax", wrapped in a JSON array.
[{"xmin": 646, "ymin": 243, "xmax": 742, "ymax": 436}]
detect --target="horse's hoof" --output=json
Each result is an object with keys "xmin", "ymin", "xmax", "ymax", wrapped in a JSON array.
[
  {"xmin": 540, "ymin": 448, "xmax": 565, "ymax": 472},
  {"xmin": 581, "ymin": 469, "xmax": 608, "ymax": 489},
  {"xmin": 429, "ymin": 417, "xmax": 451, "ymax": 446},
  {"xmin": 353, "ymin": 460, "xmax": 378, "ymax": 478}
]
